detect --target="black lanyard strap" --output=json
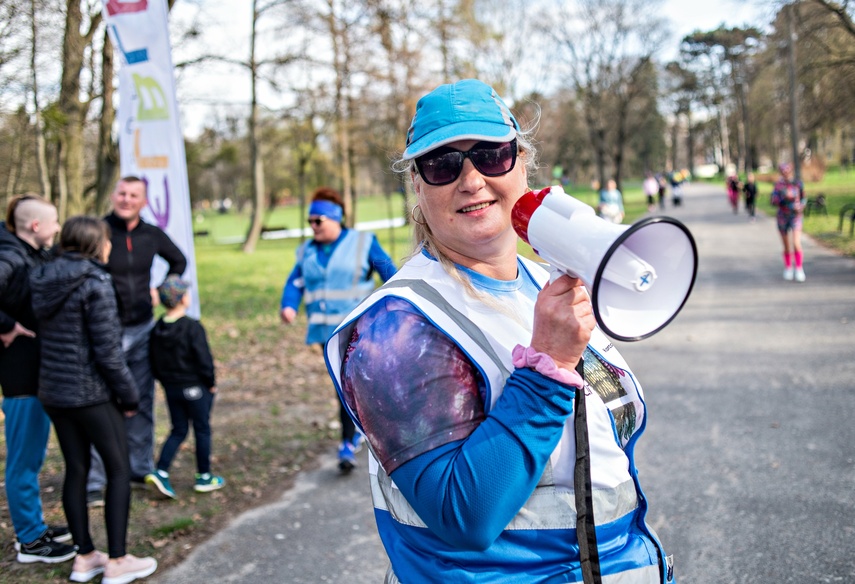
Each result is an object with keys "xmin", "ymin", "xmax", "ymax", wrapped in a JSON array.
[{"xmin": 574, "ymin": 357, "xmax": 602, "ymax": 584}]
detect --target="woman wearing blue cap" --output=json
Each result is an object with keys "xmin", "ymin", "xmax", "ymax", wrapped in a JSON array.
[
  {"xmin": 324, "ymin": 79, "xmax": 674, "ymax": 583},
  {"xmin": 280, "ymin": 186, "xmax": 397, "ymax": 472}
]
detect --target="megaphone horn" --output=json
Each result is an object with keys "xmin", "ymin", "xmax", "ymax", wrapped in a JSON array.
[{"xmin": 512, "ymin": 186, "xmax": 698, "ymax": 342}]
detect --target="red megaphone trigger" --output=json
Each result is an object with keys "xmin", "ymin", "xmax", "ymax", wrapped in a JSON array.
[{"xmin": 511, "ymin": 188, "xmax": 551, "ymax": 245}]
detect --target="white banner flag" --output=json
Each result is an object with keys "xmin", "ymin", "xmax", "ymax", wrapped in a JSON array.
[{"xmin": 103, "ymin": 0, "xmax": 200, "ymax": 317}]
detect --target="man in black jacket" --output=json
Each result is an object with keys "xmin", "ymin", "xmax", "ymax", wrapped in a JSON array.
[
  {"xmin": 1, "ymin": 195, "xmax": 76, "ymax": 563},
  {"xmin": 88, "ymin": 176, "xmax": 187, "ymax": 499}
]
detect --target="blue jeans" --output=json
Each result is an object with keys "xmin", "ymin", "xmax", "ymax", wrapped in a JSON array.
[
  {"xmin": 2, "ymin": 396, "xmax": 51, "ymax": 544},
  {"xmin": 157, "ymin": 386, "xmax": 214, "ymax": 475},
  {"xmin": 89, "ymin": 320, "xmax": 155, "ymax": 489}
]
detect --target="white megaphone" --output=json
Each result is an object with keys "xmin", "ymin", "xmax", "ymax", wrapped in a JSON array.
[{"xmin": 512, "ymin": 186, "xmax": 698, "ymax": 342}]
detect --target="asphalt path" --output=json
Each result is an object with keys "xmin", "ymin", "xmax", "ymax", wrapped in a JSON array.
[{"xmin": 155, "ymin": 182, "xmax": 855, "ymax": 583}]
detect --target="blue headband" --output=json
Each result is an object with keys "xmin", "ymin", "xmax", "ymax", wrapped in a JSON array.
[{"xmin": 308, "ymin": 200, "xmax": 343, "ymax": 222}]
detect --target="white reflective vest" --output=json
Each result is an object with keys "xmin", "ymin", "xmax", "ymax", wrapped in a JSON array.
[
  {"xmin": 299, "ymin": 230, "xmax": 375, "ymax": 344},
  {"xmin": 325, "ymin": 252, "xmax": 672, "ymax": 584}
]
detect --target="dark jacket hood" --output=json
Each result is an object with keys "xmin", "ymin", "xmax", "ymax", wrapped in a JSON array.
[
  {"xmin": 0, "ymin": 221, "xmax": 26, "ymax": 258},
  {"xmin": 30, "ymin": 254, "xmax": 106, "ymax": 320},
  {"xmin": 0, "ymin": 221, "xmax": 54, "ymax": 263},
  {"xmin": 151, "ymin": 317, "xmax": 183, "ymax": 350}
]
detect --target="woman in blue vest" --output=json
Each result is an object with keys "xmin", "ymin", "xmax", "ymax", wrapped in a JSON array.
[
  {"xmin": 325, "ymin": 80, "xmax": 675, "ymax": 583},
  {"xmin": 280, "ymin": 187, "xmax": 396, "ymax": 472}
]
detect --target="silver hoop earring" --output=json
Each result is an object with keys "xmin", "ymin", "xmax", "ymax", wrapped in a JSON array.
[{"xmin": 411, "ymin": 205, "xmax": 427, "ymax": 226}]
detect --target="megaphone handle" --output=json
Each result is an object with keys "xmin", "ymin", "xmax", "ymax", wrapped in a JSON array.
[
  {"xmin": 549, "ymin": 266, "xmax": 581, "ymax": 284},
  {"xmin": 574, "ymin": 357, "xmax": 602, "ymax": 584}
]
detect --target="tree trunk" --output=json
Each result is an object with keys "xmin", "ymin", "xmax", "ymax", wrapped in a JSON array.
[
  {"xmin": 686, "ymin": 113, "xmax": 696, "ymax": 176},
  {"xmin": 5, "ymin": 109, "xmax": 28, "ymax": 203},
  {"xmin": 95, "ymin": 28, "xmax": 118, "ymax": 214},
  {"xmin": 787, "ymin": 4, "xmax": 801, "ymax": 181},
  {"xmin": 243, "ymin": 0, "xmax": 266, "ymax": 254},
  {"xmin": 297, "ymin": 154, "xmax": 308, "ymax": 245},
  {"xmin": 58, "ymin": 1, "xmax": 85, "ymax": 217},
  {"xmin": 58, "ymin": 1, "xmax": 101, "ymax": 218},
  {"xmin": 328, "ymin": 0, "xmax": 354, "ymax": 226},
  {"xmin": 717, "ymin": 104, "xmax": 730, "ymax": 171},
  {"xmin": 31, "ymin": 0, "xmax": 51, "ymax": 201}
]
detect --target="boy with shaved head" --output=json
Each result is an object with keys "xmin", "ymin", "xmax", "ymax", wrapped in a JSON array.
[{"xmin": 0, "ymin": 195, "xmax": 76, "ymax": 564}]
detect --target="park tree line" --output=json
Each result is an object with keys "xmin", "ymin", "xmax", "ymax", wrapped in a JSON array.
[{"xmin": 0, "ymin": 0, "xmax": 854, "ymax": 251}]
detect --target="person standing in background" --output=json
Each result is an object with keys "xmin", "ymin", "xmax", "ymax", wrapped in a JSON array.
[
  {"xmin": 280, "ymin": 187, "xmax": 396, "ymax": 472},
  {"xmin": 30, "ymin": 216, "xmax": 157, "ymax": 584},
  {"xmin": 146, "ymin": 275, "xmax": 224, "ymax": 499},
  {"xmin": 670, "ymin": 170, "xmax": 685, "ymax": 206},
  {"xmin": 597, "ymin": 179, "xmax": 624, "ymax": 224},
  {"xmin": 657, "ymin": 172, "xmax": 667, "ymax": 210},
  {"xmin": 87, "ymin": 176, "xmax": 187, "ymax": 504},
  {"xmin": 771, "ymin": 163, "xmax": 806, "ymax": 282},
  {"xmin": 0, "ymin": 195, "xmax": 75, "ymax": 564},
  {"xmin": 743, "ymin": 172, "xmax": 758, "ymax": 222},
  {"xmin": 643, "ymin": 172, "xmax": 659, "ymax": 212},
  {"xmin": 726, "ymin": 172, "xmax": 741, "ymax": 214}
]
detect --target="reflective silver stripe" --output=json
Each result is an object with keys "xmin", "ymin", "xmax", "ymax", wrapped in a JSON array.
[
  {"xmin": 352, "ymin": 232, "xmax": 368, "ymax": 287},
  {"xmin": 370, "ymin": 458, "xmax": 637, "ymax": 530},
  {"xmin": 308, "ymin": 312, "xmax": 347, "ymax": 325},
  {"xmin": 304, "ymin": 288, "xmax": 370, "ymax": 303},
  {"xmin": 602, "ymin": 565, "xmax": 661, "ymax": 584},
  {"xmin": 372, "ymin": 463, "xmax": 427, "ymax": 528},
  {"xmin": 384, "ymin": 565, "xmax": 401, "ymax": 584},
  {"xmin": 506, "ymin": 479, "xmax": 638, "ymax": 529},
  {"xmin": 381, "ymin": 279, "xmax": 512, "ymax": 380}
]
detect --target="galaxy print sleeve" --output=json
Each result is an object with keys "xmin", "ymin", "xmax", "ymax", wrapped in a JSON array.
[
  {"xmin": 340, "ymin": 296, "xmax": 583, "ymax": 548},
  {"xmin": 341, "ymin": 296, "xmax": 486, "ymax": 474}
]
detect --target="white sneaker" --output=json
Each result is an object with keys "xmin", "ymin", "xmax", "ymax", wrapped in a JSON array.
[
  {"xmin": 70, "ymin": 550, "xmax": 108, "ymax": 582},
  {"xmin": 102, "ymin": 554, "xmax": 157, "ymax": 584},
  {"xmin": 783, "ymin": 267, "xmax": 794, "ymax": 281},
  {"xmin": 794, "ymin": 267, "xmax": 806, "ymax": 282}
]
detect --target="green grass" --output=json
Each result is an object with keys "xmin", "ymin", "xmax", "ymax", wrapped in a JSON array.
[{"xmin": 150, "ymin": 517, "xmax": 196, "ymax": 538}]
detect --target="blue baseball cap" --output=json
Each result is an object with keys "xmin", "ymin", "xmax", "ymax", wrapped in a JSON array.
[{"xmin": 403, "ymin": 79, "xmax": 520, "ymax": 160}]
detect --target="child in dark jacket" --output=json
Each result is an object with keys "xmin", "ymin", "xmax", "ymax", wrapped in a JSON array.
[{"xmin": 145, "ymin": 275, "xmax": 223, "ymax": 499}]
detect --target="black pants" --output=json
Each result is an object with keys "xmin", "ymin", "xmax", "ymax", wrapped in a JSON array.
[
  {"xmin": 340, "ymin": 401, "xmax": 356, "ymax": 443},
  {"xmin": 157, "ymin": 386, "xmax": 214, "ymax": 474},
  {"xmin": 45, "ymin": 402, "xmax": 130, "ymax": 558}
]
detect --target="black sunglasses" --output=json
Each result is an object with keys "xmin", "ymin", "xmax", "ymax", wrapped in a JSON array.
[
  {"xmin": 414, "ymin": 139, "xmax": 517, "ymax": 186},
  {"xmin": 307, "ymin": 217, "xmax": 327, "ymax": 227}
]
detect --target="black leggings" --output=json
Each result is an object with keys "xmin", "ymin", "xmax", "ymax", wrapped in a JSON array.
[{"xmin": 45, "ymin": 402, "xmax": 130, "ymax": 558}]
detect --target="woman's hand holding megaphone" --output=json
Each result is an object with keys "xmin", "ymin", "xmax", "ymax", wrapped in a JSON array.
[{"xmin": 530, "ymin": 274, "xmax": 596, "ymax": 374}]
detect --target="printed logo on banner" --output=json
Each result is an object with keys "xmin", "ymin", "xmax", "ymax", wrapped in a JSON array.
[
  {"xmin": 133, "ymin": 74, "xmax": 170, "ymax": 120},
  {"xmin": 143, "ymin": 176, "xmax": 171, "ymax": 230},
  {"xmin": 105, "ymin": 0, "xmax": 148, "ymax": 16},
  {"xmin": 134, "ymin": 129, "xmax": 169, "ymax": 169},
  {"xmin": 109, "ymin": 25, "xmax": 149, "ymax": 64}
]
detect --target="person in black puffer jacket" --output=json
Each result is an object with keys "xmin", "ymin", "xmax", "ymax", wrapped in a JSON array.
[{"xmin": 29, "ymin": 216, "xmax": 157, "ymax": 584}]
